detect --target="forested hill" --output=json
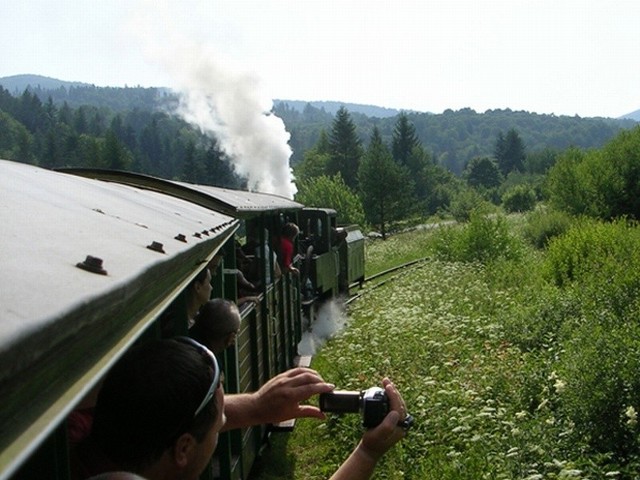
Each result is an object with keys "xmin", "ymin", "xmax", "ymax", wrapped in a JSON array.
[
  {"xmin": 0, "ymin": 74, "xmax": 172, "ymax": 111},
  {"xmin": 0, "ymin": 74, "xmax": 637, "ymax": 176},
  {"xmin": 273, "ymin": 99, "xmax": 403, "ymax": 118},
  {"xmin": 274, "ymin": 102, "xmax": 637, "ymax": 172}
]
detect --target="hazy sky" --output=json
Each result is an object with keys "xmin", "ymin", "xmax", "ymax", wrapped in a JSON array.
[{"xmin": 2, "ymin": 0, "xmax": 639, "ymax": 118}]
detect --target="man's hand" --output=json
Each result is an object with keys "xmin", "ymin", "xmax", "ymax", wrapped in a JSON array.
[{"xmin": 222, "ymin": 368, "xmax": 334, "ymax": 430}]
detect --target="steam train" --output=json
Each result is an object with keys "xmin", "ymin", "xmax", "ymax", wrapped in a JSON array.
[{"xmin": 0, "ymin": 158, "xmax": 365, "ymax": 480}]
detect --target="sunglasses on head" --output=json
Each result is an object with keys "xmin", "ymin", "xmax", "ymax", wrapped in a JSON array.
[{"xmin": 174, "ymin": 336, "xmax": 221, "ymax": 417}]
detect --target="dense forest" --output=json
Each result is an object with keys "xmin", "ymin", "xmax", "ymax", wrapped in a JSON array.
[
  {"xmin": 274, "ymin": 101, "xmax": 637, "ymax": 170},
  {"xmin": 1, "ymin": 77, "xmax": 638, "ymax": 236},
  {"xmin": 0, "ymin": 84, "xmax": 244, "ymax": 188}
]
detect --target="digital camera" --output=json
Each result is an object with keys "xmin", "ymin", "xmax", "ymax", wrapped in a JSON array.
[{"xmin": 319, "ymin": 386, "xmax": 389, "ymax": 428}]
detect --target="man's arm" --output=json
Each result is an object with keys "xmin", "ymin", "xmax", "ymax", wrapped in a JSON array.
[
  {"xmin": 222, "ymin": 367, "xmax": 334, "ymax": 431},
  {"xmin": 329, "ymin": 379, "xmax": 408, "ymax": 480}
]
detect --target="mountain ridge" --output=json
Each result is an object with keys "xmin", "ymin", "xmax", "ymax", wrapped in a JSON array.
[{"xmin": 2, "ymin": 73, "xmax": 637, "ymax": 121}]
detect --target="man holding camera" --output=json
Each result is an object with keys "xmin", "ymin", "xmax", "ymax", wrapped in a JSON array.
[{"xmin": 74, "ymin": 338, "xmax": 410, "ymax": 480}]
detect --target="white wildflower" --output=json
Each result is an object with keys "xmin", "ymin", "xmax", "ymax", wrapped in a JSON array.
[
  {"xmin": 554, "ymin": 378, "xmax": 566, "ymax": 394},
  {"xmin": 558, "ymin": 468, "xmax": 582, "ymax": 477},
  {"xmin": 536, "ymin": 399, "xmax": 549, "ymax": 411},
  {"xmin": 451, "ymin": 425, "xmax": 468, "ymax": 433},
  {"xmin": 625, "ymin": 405, "xmax": 637, "ymax": 427}
]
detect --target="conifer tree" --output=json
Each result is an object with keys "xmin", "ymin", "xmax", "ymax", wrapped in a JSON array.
[
  {"xmin": 495, "ymin": 128, "xmax": 525, "ymax": 175},
  {"xmin": 358, "ymin": 127, "xmax": 413, "ymax": 239},
  {"xmin": 391, "ymin": 112, "xmax": 420, "ymax": 166},
  {"xmin": 182, "ymin": 140, "xmax": 204, "ymax": 183},
  {"xmin": 102, "ymin": 129, "xmax": 131, "ymax": 170},
  {"xmin": 328, "ymin": 107, "xmax": 362, "ymax": 190},
  {"xmin": 464, "ymin": 156, "xmax": 503, "ymax": 189}
]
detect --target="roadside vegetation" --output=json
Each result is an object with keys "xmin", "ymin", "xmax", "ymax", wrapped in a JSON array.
[
  {"xmin": 253, "ymin": 209, "xmax": 640, "ymax": 479},
  {"xmin": 250, "ymin": 126, "xmax": 640, "ymax": 480}
]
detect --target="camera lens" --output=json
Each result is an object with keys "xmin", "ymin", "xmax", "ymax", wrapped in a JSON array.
[{"xmin": 319, "ymin": 390, "xmax": 361, "ymax": 413}]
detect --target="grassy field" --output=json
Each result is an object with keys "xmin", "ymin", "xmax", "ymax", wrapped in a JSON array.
[{"xmin": 250, "ymin": 213, "xmax": 640, "ymax": 479}]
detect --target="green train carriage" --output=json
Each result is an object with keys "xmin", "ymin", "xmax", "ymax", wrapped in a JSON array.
[
  {"xmin": 1, "ymin": 160, "xmax": 304, "ymax": 480},
  {"xmin": 1, "ymin": 159, "xmax": 366, "ymax": 480}
]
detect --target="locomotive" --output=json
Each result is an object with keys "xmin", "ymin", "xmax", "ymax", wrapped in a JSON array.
[{"xmin": 0, "ymin": 159, "xmax": 365, "ymax": 480}]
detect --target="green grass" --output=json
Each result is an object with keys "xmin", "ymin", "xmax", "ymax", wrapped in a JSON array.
[
  {"xmin": 250, "ymin": 217, "xmax": 640, "ymax": 479},
  {"xmin": 364, "ymin": 225, "xmax": 439, "ymax": 277}
]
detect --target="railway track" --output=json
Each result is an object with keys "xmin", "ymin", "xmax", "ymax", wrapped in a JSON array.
[{"xmin": 346, "ymin": 257, "xmax": 430, "ymax": 305}]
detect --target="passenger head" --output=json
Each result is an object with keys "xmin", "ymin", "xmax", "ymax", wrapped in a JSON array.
[
  {"xmin": 282, "ymin": 222, "xmax": 299, "ymax": 240},
  {"xmin": 190, "ymin": 299, "xmax": 241, "ymax": 355},
  {"xmin": 91, "ymin": 338, "xmax": 224, "ymax": 479},
  {"xmin": 187, "ymin": 267, "xmax": 212, "ymax": 319}
]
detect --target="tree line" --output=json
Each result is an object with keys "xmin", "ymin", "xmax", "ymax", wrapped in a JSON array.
[
  {"xmin": 293, "ymin": 107, "xmax": 532, "ymax": 236},
  {"xmin": 0, "ymin": 86, "xmax": 243, "ymax": 187},
  {"xmin": 1, "ymin": 84, "xmax": 639, "ymax": 236},
  {"xmin": 274, "ymin": 102, "xmax": 635, "ymax": 172},
  {"xmin": 293, "ymin": 106, "xmax": 640, "ymax": 236}
]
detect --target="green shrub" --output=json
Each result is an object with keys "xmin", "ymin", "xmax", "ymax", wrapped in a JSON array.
[
  {"xmin": 434, "ymin": 212, "xmax": 523, "ymax": 263},
  {"xmin": 545, "ymin": 127, "xmax": 640, "ymax": 221},
  {"xmin": 543, "ymin": 217, "xmax": 640, "ymax": 287},
  {"xmin": 522, "ymin": 207, "xmax": 573, "ymax": 249},
  {"xmin": 447, "ymin": 188, "xmax": 492, "ymax": 222},
  {"xmin": 502, "ymin": 285, "xmax": 581, "ymax": 352},
  {"xmin": 294, "ymin": 174, "xmax": 366, "ymax": 227},
  {"xmin": 558, "ymin": 322, "xmax": 640, "ymax": 462},
  {"xmin": 502, "ymin": 185, "xmax": 537, "ymax": 213}
]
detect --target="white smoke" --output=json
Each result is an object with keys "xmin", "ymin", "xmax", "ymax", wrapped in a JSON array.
[
  {"xmin": 298, "ymin": 298, "xmax": 348, "ymax": 356},
  {"xmin": 131, "ymin": 3, "xmax": 297, "ymax": 198}
]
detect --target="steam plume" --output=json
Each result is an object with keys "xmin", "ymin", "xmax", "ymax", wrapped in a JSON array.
[
  {"xmin": 133, "ymin": 5, "xmax": 296, "ymax": 198},
  {"xmin": 298, "ymin": 299, "xmax": 348, "ymax": 356}
]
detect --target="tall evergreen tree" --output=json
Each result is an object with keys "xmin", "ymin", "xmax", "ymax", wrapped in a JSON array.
[
  {"xmin": 42, "ymin": 127, "xmax": 61, "ymax": 168},
  {"xmin": 76, "ymin": 134, "xmax": 102, "ymax": 168},
  {"xmin": 140, "ymin": 119, "xmax": 163, "ymax": 176},
  {"xmin": 315, "ymin": 128, "xmax": 331, "ymax": 155},
  {"xmin": 391, "ymin": 112, "xmax": 420, "ymax": 166},
  {"xmin": 464, "ymin": 156, "xmax": 503, "ymax": 189},
  {"xmin": 73, "ymin": 107, "xmax": 88, "ymax": 134},
  {"xmin": 358, "ymin": 127, "xmax": 413, "ymax": 239},
  {"xmin": 58, "ymin": 102, "xmax": 72, "ymax": 127},
  {"xmin": 182, "ymin": 139, "xmax": 203, "ymax": 183},
  {"xmin": 102, "ymin": 129, "xmax": 130, "ymax": 170},
  {"xmin": 328, "ymin": 107, "xmax": 363, "ymax": 190},
  {"xmin": 203, "ymin": 138, "xmax": 241, "ymax": 188},
  {"xmin": 495, "ymin": 128, "xmax": 525, "ymax": 175}
]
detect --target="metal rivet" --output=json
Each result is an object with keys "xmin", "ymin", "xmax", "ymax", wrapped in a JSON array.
[
  {"xmin": 76, "ymin": 255, "xmax": 108, "ymax": 275},
  {"xmin": 175, "ymin": 234, "xmax": 187, "ymax": 243},
  {"xmin": 147, "ymin": 241, "xmax": 165, "ymax": 254}
]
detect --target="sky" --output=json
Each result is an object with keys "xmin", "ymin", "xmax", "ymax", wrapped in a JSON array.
[{"xmin": 2, "ymin": 0, "xmax": 639, "ymax": 119}]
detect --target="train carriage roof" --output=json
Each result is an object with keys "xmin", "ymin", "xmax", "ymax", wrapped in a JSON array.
[
  {"xmin": 59, "ymin": 168, "xmax": 304, "ymax": 218},
  {"xmin": 0, "ymin": 160, "xmax": 238, "ymax": 479}
]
